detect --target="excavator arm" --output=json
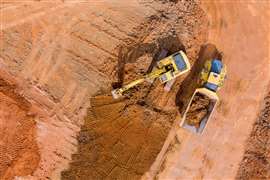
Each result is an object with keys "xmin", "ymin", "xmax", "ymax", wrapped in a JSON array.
[{"xmin": 111, "ymin": 68, "xmax": 166, "ymax": 99}]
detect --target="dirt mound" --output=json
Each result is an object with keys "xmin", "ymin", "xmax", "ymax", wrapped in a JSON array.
[
  {"xmin": 61, "ymin": 94, "xmax": 175, "ymax": 179},
  {"xmin": 0, "ymin": 79, "xmax": 40, "ymax": 180},
  {"xmin": 186, "ymin": 93, "xmax": 210, "ymax": 128},
  {"xmin": 236, "ymin": 93, "xmax": 270, "ymax": 179}
]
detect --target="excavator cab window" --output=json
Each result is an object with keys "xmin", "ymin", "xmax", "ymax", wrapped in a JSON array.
[{"xmin": 173, "ymin": 53, "xmax": 187, "ymax": 71}]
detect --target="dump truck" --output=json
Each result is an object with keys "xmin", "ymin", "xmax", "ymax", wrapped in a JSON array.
[
  {"xmin": 180, "ymin": 59, "xmax": 226, "ymax": 134},
  {"xmin": 111, "ymin": 50, "xmax": 191, "ymax": 99}
]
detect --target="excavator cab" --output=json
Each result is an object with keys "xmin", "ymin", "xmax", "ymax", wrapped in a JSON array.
[{"xmin": 158, "ymin": 51, "xmax": 190, "ymax": 83}]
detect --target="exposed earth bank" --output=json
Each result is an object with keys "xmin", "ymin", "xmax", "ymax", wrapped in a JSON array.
[{"xmin": 0, "ymin": 0, "xmax": 269, "ymax": 180}]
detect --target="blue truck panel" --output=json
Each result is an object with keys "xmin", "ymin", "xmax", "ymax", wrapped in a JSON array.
[
  {"xmin": 211, "ymin": 59, "xmax": 223, "ymax": 74},
  {"xmin": 205, "ymin": 82, "xmax": 219, "ymax": 92}
]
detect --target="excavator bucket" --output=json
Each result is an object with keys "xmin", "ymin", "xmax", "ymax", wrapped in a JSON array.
[{"xmin": 111, "ymin": 89, "xmax": 122, "ymax": 99}]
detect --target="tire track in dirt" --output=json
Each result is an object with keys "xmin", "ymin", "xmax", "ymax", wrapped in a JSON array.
[
  {"xmin": 0, "ymin": 2, "xmax": 68, "ymax": 31},
  {"xmin": 0, "ymin": 78, "xmax": 40, "ymax": 180}
]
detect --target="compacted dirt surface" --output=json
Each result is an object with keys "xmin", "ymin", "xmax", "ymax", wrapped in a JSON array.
[{"xmin": 0, "ymin": 0, "xmax": 269, "ymax": 180}]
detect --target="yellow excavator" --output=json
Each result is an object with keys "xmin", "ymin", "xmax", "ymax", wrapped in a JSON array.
[{"xmin": 111, "ymin": 50, "xmax": 191, "ymax": 99}]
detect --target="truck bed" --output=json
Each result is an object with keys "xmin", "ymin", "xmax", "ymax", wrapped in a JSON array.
[{"xmin": 180, "ymin": 88, "xmax": 219, "ymax": 134}]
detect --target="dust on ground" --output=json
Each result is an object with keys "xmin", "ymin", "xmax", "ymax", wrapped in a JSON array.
[
  {"xmin": 0, "ymin": 78, "xmax": 40, "ymax": 180},
  {"xmin": 236, "ymin": 92, "xmax": 270, "ymax": 179},
  {"xmin": 186, "ymin": 93, "xmax": 210, "ymax": 128}
]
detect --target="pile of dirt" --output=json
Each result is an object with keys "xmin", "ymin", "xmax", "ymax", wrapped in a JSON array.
[
  {"xmin": 236, "ymin": 93, "xmax": 270, "ymax": 179},
  {"xmin": 61, "ymin": 94, "xmax": 176, "ymax": 179},
  {"xmin": 0, "ymin": 79, "xmax": 40, "ymax": 179},
  {"xmin": 185, "ymin": 93, "xmax": 210, "ymax": 128}
]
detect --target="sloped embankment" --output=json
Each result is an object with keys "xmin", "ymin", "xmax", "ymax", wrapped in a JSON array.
[{"xmin": 236, "ymin": 92, "xmax": 270, "ymax": 179}]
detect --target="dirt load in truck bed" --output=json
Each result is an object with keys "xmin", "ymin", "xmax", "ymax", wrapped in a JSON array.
[{"xmin": 186, "ymin": 93, "xmax": 210, "ymax": 128}]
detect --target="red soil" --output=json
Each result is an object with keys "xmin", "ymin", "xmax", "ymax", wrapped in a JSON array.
[{"xmin": 0, "ymin": 79, "xmax": 40, "ymax": 180}]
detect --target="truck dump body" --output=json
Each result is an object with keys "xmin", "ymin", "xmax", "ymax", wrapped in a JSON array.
[{"xmin": 180, "ymin": 88, "xmax": 219, "ymax": 134}]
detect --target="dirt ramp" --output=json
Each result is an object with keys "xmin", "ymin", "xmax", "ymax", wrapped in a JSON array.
[{"xmin": 61, "ymin": 94, "xmax": 175, "ymax": 179}]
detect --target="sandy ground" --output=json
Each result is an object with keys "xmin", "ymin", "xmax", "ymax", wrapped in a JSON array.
[{"xmin": 0, "ymin": 0, "xmax": 269, "ymax": 179}]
